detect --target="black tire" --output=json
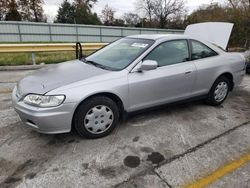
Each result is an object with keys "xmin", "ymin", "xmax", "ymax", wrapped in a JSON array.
[
  {"xmin": 74, "ymin": 96, "xmax": 120, "ymax": 139},
  {"xmin": 246, "ymin": 68, "xmax": 250, "ymax": 74},
  {"xmin": 206, "ymin": 76, "xmax": 230, "ymax": 106}
]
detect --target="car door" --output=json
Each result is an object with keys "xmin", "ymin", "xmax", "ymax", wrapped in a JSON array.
[
  {"xmin": 189, "ymin": 40, "xmax": 221, "ymax": 96},
  {"xmin": 127, "ymin": 39, "xmax": 196, "ymax": 112}
]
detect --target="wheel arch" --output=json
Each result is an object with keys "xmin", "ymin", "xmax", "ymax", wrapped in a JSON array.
[
  {"xmin": 217, "ymin": 72, "xmax": 234, "ymax": 91},
  {"xmin": 71, "ymin": 92, "xmax": 125, "ymax": 129}
]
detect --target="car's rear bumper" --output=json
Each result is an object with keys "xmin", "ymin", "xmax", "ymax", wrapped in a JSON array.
[{"xmin": 12, "ymin": 87, "xmax": 76, "ymax": 134}]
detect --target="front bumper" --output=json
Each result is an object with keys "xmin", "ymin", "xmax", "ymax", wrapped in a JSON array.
[{"xmin": 12, "ymin": 87, "xmax": 76, "ymax": 134}]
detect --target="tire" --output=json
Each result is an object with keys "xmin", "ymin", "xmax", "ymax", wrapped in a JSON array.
[
  {"xmin": 246, "ymin": 68, "xmax": 250, "ymax": 74},
  {"xmin": 206, "ymin": 76, "xmax": 230, "ymax": 106},
  {"xmin": 74, "ymin": 96, "xmax": 120, "ymax": 139}
]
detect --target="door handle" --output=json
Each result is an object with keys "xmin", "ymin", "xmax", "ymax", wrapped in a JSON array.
[{"xmin": 185, "ymin": 70, "xmax": 193, "ymax": 74}]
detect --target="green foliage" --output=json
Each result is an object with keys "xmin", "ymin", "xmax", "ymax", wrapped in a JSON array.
[
  {"xmin": 55, "ymin": 0, "xmax": 75, "ymax": 23},
  {"xmin": 55, "ymin": 0, "xmax": 101, "ymax": 25},
  {"xmin": 88, "ymin": 13, "xmax": 102, "ymax": 25}
]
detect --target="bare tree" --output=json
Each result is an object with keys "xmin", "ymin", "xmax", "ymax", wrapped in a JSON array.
[
  {"xmin": 136, "ymin": 0, "xmax": 154, "ymax": 26},
  {"xmin": 30, "ymin": 0, "xmax": 44, "ymax": 22},
  {"xmin": 123, "ymin": 13, "xmax": 141, "ymax": 27},
  {"xmin": 136, "ymin": 0, "xmax": 185, "ymax": 28},
  {"xmin": 152, "ymin": 0, "xmax": 185, "ymax": 28},
  {"xmin": 19, "ymin": 0, "xmax": 45, "ymax": 22},
  {"xmin": 101, "ymin": 4, "xmax": 115, "ymax": 26},
  {"xmin": 228, "ymin": 0, "xmax": 250, "ymax": 9}
]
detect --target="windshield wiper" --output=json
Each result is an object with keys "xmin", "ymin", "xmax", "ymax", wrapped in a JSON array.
[
  {"xmin": 81, "ymin": 58, "xmax": 117, "ymax": 71},
  {"xmin": 82, "ymin": 59, "xmax": 110, "ymax": 70},
  {"xmin": 86, "ymin": 60, "xmax": 104, "ymax": 68}
]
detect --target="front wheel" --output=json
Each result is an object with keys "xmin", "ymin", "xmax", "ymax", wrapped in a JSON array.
[
  {"xmin": 74, "ymin": 96, "xmax": 120, "ymax": 139},
  {"xmin": 206, "ymin": 76, "xmax": 230, "ymax": 106}
]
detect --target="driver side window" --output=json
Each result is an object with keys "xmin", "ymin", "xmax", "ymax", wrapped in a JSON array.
[{"xmin": 144, "ymin": 40, "xmax": 189, "ymax": 67}]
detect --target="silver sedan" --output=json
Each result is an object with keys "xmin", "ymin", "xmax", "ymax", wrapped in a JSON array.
[{"xmin": 12, "ymin": 23, "xmax": 246, "ymax": 138}]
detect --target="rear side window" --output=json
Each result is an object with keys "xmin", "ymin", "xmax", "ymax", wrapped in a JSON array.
[
  {"xmin": 144, "ymin": 40, "xmax": 189, "ymax": 67},
  {"xmin": 191, "ymin": 40, "xmax": 218, "ymax": 60}
]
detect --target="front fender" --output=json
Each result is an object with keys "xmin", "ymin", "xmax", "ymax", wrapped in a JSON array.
[{"xmin": 47, "ymin": 76, "xmax": 130, "ymax": 111}]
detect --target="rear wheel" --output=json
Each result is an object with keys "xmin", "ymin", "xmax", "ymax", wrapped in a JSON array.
[
  {"xmin": 74, "ymin": 96, "xmax": 119, "ymax": 139},
  {"xmin": 206, "ymin": 76, "xmax": 230, "ymax": 106}
]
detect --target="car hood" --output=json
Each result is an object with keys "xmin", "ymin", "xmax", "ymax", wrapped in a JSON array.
[{"xmin": 17, "ymin": 60, "xmax": 109, "ymax": 96}]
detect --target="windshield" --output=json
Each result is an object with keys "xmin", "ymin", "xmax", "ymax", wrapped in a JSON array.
[{"xmin": 86, "ymin": 38, "xmax": 155, "ymax": 70}]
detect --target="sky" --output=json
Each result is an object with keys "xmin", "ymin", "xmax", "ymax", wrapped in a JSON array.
[{"xmin": 43, "ymin": 0, "xmax": 224, "ymax": 22}]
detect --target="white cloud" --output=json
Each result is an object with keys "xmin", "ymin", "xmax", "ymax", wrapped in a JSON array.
[{"xmin": 43, "ymin": 5, "xmax": 59, "ymax": 22}]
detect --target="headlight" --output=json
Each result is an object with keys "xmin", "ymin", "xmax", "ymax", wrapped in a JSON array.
[{"xmin": 23, "ymin": 94, "xmax": 65, "ymax": 107}]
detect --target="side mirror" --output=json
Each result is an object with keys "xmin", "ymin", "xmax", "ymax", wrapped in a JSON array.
[{"xmin": 139, "ymin": 60, "xmax": 158, "ymax": 71}]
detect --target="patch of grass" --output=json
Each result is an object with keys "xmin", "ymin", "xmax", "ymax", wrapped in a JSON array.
[
  {"xmin": 0, "ymin": 41, "xmax": 74, "ymax": 44},
  {"xmin": 0, "ymin": 51, "xmax": 94, "ymax": 66}
]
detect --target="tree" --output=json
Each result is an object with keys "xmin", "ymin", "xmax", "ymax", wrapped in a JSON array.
[
  {"xmin": 19, "ymin": 0, "xmax": 31, "ymax": 21},
  {"xmin": 0, "ymin": 0, "xmax": 8, "ymax": 20},
  {"xmin": 55, "ymin": 0, "xmax": 75, "ymax": 23},
  {"xmin": 123, "ymin": 13, "xmax": 141, "ymax": 27},
  {"xmin": 88, "ymin": 12, "xmax": 101, "ymax": 25},
  {"xmin": 73, "ymin": 0, "xmax": 101, "ymax": 24},
  {"xmin": 227, "ymin": 0, "xmax": 250, "ymax": 9},
  {"xmin": 74, "ymin": 0, "xmax": 97, "ymax": 9},
  {"xmin": 226, "ymin": 0, "xmax": 250, "ymax": 47},
  {"xmin": 113, "ymin": 19, "xmax": 125, "ymax": 26},
  {"xmin": 186, "ymin": 3, "xmax": 229, "ymax": 24},
  {"xmin": 167, "ymin": 13, "xmax": 187, "ymax": 29},
  {"xmin": 152, "ymin": 0, "xmax": 185, "ymax": 28},
  {"xmin": 136, "ymin": 0, "xmax": 186, "ymax": 28},
  {"xmin": 19, "ymin": 0, "xmax": 45, "ymax": 22},
  {"xmin": 5, "ymin": 0, "xmax": 21, "ymax": 21},
  {"xmin": 101, "ymin": 4, "xmax": 115, "ymax": 26},
  {"xmin": 30, "ymin": 0, "xmax": 44, "ymax": 22},
  {"xmin": 136, "ymin": 0, "xmax": 154, "ymax": 26},
  {"xmin": 54, "ymin": 0, "xmax": 101, "ymax": 24}
]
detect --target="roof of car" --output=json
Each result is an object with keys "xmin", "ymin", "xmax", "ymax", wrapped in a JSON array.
[
  {"xmin": 126, "ymin": 34, "xmax": 190, "ymax": 41},
  {"xmin": 126, "ymin": 34, "xmax": 224, "ymax": 53}
]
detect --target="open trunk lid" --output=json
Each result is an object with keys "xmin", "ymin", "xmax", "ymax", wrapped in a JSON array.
[{"xmin": 184, "ymin": 22, "xmax": 234, "ymax": 50}]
